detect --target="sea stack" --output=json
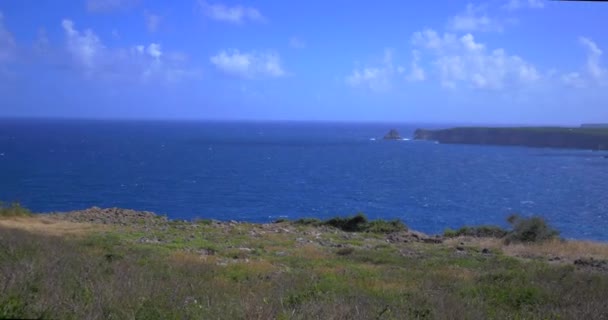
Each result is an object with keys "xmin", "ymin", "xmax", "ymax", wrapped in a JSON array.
[{"xmin": 383, "ymin": 129, "xmax": 402, "ymax": 140}]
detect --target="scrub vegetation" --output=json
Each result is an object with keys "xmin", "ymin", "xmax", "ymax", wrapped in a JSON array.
[{"xmin": 1, "ymin": 206, "xmax": 607, "ymax": 319}]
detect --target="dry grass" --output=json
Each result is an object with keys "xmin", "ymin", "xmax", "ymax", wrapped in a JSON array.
[
  {"xmin": 2, "ymin": 216, "xmax": 608, "ymax": 319},
  {"xmin": 504, "ymin": 239, "xmax": 608, "ymax": 260},
  {"xmin": 0, "ymin": 216, "xmax": 104, "ymax": 236},
  {"xmin": 448, "ymin": 236, "xmax": 608, "ymax": 261}
]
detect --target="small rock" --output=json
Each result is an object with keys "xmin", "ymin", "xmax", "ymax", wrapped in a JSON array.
[
  {"xmin": 422, "ymin": 238, "xmax": 443, "ymax": 244},
  {"xmin": 383, "ymin": 129, "xmax": 403, "ymax": 140}
]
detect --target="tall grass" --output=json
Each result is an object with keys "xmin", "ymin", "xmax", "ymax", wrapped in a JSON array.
[{"xmin": 0, "ymin": 202, "xmax": 32, "ymax": 217}]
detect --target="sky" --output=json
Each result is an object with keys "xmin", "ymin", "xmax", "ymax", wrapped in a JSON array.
[{"xmin": 0, "ymin": 0, "xmax": 607, "ymax": 124}]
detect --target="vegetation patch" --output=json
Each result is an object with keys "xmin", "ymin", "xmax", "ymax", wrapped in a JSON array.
[
  {"xmin": 1, "ymin": 203, "xmax": 607, "ymax": 319},
  {"xmin": 446, "ymin": 215, "xmax": 559, "ymax": 245},
  {"xmin": 444, "ymin": 225, "xmax": 508, "ymax": 238},
  {"xmin": 505, "ymin": 214, "xmax": 560, "ymax": 244},
  {"xmin": 294, "ymin": 213, "xmax": 407, "ymax": 233},
  {"xmin": 0, "ymin": 202, "xmax": 32, "ymax": 217}
]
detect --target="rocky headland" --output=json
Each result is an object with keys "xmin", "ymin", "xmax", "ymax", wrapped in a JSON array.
[{"xmin": 414, "ymin": 127, "xmax": 608, "ymax": 150}]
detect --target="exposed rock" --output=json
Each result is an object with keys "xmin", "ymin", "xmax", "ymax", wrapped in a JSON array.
[
  {"xmin": 574, "ymin": 257, "xmax": 608, "ymax": 272},
  {"xmin": 138, "ymin": 237, "xmax": 165, "ymax": 244},
  {"xmin": 383, "ymin": 129, "xmax": 402, "ymax": 140},
  {"xmin": 386, "ymin": 231, "xmax": 443, "ymax": 244},
  {"xmin": 47, "ymin": 207, "xmax": 168, "ymax": 226}
]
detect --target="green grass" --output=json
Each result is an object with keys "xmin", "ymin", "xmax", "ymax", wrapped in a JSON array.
[
  {"xmin": 0, "ymin": 202, "xmax": 32, "ymax": 217},
  {"xmin": 1, "ymin": 209, "xmax": 608, "ymax": 319},
  {"xmin": 293, "ymin": 213, "xmax": 407, "ymax": 233},
  {"xmin": 445, "ymin": 215, "xmax": 559, "ymax": 245},
  {"xmin": 444, "ymin": 225, "xmax": 508, "ymax": 238}
]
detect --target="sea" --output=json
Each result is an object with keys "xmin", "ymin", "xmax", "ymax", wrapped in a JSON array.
[{"xmin": 1, "ymin": 118, "xmax": 607, "ymax": 241}]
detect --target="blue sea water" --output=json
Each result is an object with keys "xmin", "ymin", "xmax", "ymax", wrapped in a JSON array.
[{"xmin": 1, "ymin": 119, "xmax": 608, "ymax": 241}]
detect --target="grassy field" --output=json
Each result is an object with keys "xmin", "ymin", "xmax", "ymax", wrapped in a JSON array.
[{"xmin": 1, "ymin": 209, "xmax": 608, "ymax": 319}]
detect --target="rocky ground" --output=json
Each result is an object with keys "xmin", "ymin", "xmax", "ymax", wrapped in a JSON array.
[
  {"xmin": 3, "ymin": 206, "xmax": 608, "ymax": 319},
  {"xmin": 43, "ymin": 207, "xmax": 168, "ymax": 226},
  {"xmin": 42, "ymin": 206, "xmax": 608, "ymax": 273}
]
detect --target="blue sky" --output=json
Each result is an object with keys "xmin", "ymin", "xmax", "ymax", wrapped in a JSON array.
[{"xmin": 0, "ymin": 0, "xmax": 607, "ymax": 124}]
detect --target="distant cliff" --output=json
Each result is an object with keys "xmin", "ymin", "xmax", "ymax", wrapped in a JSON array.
[
  {"xmin": 414, "ymin": 127, "xmax": 608, "ymax": 150},
  {"xmin": 581, "ymin": 123, "xmax": 608, "ymax": 128}
]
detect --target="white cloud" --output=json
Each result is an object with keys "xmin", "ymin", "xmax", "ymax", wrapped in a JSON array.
[
  {"xmin": 561, "ymin": 72, "xmax": 585, "ymax": 88},
  {"xmin": 504, "ymin": 0, "xmax": 545, "ymax": 11},
  {"xmin": 199, "ymin": 1, "xmax": 265, "ymax": 24},
  {"xmin": 412, "ymin": 29, "xmax": 539, "ymax": 89},
  {"xmin": 146, "ymin": 43, "xmax": 162, "ymax": 60},
  {"xmin": 144, "ymin": 11, "xmax": 162, "ymax": 33},
  {"xmin": 407, "ymin": 50, "xmax": 426, "ymax": 82},
  {"xmin": 289, "ymin": 37, "xmax": 306, "ymax": 49},
  {"xmin": 448, "ymin": 4, "xmax": 503, "ymax": 33},
  {"xmin": 346, "ymin": 49, "xmax": 400, "ymax": 92},
  {"xmin": 61, "ymin": 19, "xmax": 198, "ymax": 82},
  {"xmin": 0, "ymin": 12, "xmax": 17, "ymax": 63},
  {"xmin": 62, "ymin": 19, "xmax": 105, "ymax": 70},
  {"xmin": 86, "ymin": 0, "xmax": 139, "ymax": 13},
  {"xmin": 579, "ymin": 37, "xmax": 605, "ymax": 81},
  {"xmin": 562, "ymin": 37, "xmax": 606, "ymax": 88},
  {"xmin": 210, "ymin": 50, "xmax": 285, "ymax": 78}
]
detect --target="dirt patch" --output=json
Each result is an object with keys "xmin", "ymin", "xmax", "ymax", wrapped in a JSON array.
[
  {"xmin": 0, "ymin": 216, "xmax": 103, "ymax": 236},
  {"xmin": 46, "ymin": 207, "xmax": 168, "ymax": 226},
  {"xmin": 574, "ymin": 258, "xmax": 608, "ymax": 272},
  {"xmin": 386, "ymin": 231, "xmax": 444, "ymax": 244}
]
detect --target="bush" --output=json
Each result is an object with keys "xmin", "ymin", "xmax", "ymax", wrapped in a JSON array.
[
  {"xmin": 335, "ymin": 247, "xmax": 355, "ymax": 256},
  {"xmin": 193, "ymin": 218, "xmax": 213, "ymax": 225},
  {"xmin": 504, "ymin": 214, "xmax": 559, "ymax": 244},
  {"xmin": 0, "ymin": 202, "xmax": 32, "ymax": 217},
  {"xmin": 365, "ymin": 219, "xmax": 408, "ymax": 233},
  {"xmin": 320, "ymin": 214, "xmax": 407, "ymax": 233},
  {"xmin": 443, "ymin": 228, "xmax": 458, "ymax": 238},
  {"xmin": 293, "ymin": 218, "xmax": 322, "ymax": 226},
  {"xmin": 444, "ymin": 225, "xmax": 507, "ymax": 238},
  {"xmin": 323, "ymin": 214, "xmax": 368, "ymax": 232},
  {"xmin": 291, "ymin": 214, "xmax": 408, "ymax": 233}
]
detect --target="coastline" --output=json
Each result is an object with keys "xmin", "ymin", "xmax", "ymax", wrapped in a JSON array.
[{"xmin": 414, "ymin": 127, "xmax": 608, "ymax": 150}]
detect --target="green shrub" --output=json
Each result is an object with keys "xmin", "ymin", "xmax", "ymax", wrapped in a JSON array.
[
  {"xmin": 444, "ymin": 225, "xmax": 507, "ymax": 238},
  {"xmin": 193, "ymin": 218, "xmax": 213, "ymax": 225},
  {"xmin": 320, "ymin": 214, "xmax": 407, "ymax": 233},
  {"xmin": 504, "ymin": 214, "xmax": 559, "ymax": 244},
  {"xmin": 444, "ymin": 228, "xmax": 457, "ymax": 238},
  {"xmin": 323, "ymin": 213, "xmax": 368, "ymax": 232},
  {"xmin": 335, "ymin": 247, "xmax": 355, "ymax": 256},
  {"xmin": 0, "ymin": 202, "xmax": 32, "ymax": 217},
  {"xmin": 293, "ymin": 218, "xmax": 322, "ymax": 226},
  {"xmin": 365, "ymin": 219, "xmax": 408, "ymax": 233}
]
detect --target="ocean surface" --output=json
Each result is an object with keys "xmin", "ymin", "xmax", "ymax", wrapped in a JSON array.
[{"xmin": 1, "ymin": 119, "xmax": 608, "ymax": 241}]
